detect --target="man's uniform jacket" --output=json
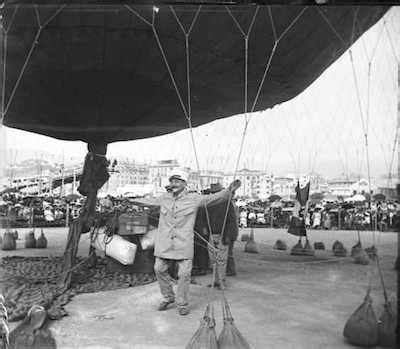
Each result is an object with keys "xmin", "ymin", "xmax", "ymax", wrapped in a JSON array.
[{"xmin": 135, "ymin": 189, "xmax": 231, "ymax": 260}]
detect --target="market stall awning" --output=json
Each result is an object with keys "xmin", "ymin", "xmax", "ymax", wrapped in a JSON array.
[
  {"xmin": 345, "ymin": 194, "xmax": 366, "ymax": 202},
  {"xmin": 323, "ymin": 193, "xmax": 338, "ymax": 202},
  {"xmin": 1, "ymin": 2, "xmax": 388, "ymax": 144}
]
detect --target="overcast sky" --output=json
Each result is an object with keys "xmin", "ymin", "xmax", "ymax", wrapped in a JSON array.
[{"xmin": 2, "ymin": 7, "xmax": 399, "ymax": 181}]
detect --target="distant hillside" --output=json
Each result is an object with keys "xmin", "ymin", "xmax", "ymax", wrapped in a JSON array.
[
  {"xmin": 6, "ymin": 147, "xmax": 82, "ymax": 167},
  {"xmin": 5, "ymin": 151, "xmax": 83, "ymax": 179}
]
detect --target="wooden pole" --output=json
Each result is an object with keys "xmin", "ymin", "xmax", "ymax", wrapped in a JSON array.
[
  {"xmin": 270, "ymin": 208, "xmax": 273, "ymax": 228},
  {"xmin": 49, "ymin": 174, "xmax": 53, "ymax": 196},
  {"xmin": 72, "ymin": 168, "xmax": 75, "ymax": 194},
  {"xmin": 66, "ymin": 203, "xmax": 69, "ymax": 228},
  {"xmin": 61, "ymin": 165, "xmax": 65, "ymax": 197}
]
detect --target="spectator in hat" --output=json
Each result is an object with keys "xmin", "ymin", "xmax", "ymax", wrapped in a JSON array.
[
  {"xmin": 206, "ymin": 183, "xmax": 239, "ymax": 282},
  {"xmin": 193, "ymin": 207, "xmax": 211, "ymax": 276}
]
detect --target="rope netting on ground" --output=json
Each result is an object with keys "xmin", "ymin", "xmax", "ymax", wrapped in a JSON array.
[{"xmin": 0, "ymin": 255, "xmax": 156, "ymax": 322}]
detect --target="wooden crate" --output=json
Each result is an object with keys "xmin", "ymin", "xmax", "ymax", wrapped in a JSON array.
[{"xmin": 118, "ymin": 213, "xmax": 149, "ymax": 236}]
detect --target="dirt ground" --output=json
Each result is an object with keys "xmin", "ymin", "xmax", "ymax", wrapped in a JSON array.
[{"xmin": 1, "ymin": 227, "xmax": 398, "ymax": 348}]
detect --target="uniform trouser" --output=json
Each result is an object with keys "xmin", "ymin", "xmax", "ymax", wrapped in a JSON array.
[
  {"xmin": 154, "ymin": 257, "xmax": 192, "ymax": 308},
  {"xmin": 208, "ymin": 235, "xmax": 229, "ymax": 284}
]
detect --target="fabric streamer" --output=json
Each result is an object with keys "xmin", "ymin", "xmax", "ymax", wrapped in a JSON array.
[
  {"xmin": 78, "ymin": 144, "xmax": 110, "ymax": 197},
  {"xmin": 287, "ymin": 216, "xmax": 307, "ymax": 237}
]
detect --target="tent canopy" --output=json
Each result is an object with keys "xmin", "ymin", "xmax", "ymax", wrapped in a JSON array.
[
  {"xmin": 1, "ymin": 2, "xmax": 388, "ymax": 144},
  {"xmin": 345, "ymin": 194, "xmax": 366, "ymax": 202},
  {"xmin": 324, "ymin": 193, "xmax": 338, "ymax": 202}
]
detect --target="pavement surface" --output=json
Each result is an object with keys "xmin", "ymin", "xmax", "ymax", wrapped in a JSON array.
[{"xmin": 1, "ymin": 227, "xmax": 398, "ymax": 348}]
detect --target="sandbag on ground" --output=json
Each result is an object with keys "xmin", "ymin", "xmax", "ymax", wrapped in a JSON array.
[
  {"xmin": 353, "ymin": 249, "xmax": 370, "ymax": 265},
  {"xmin": 343, "ymin": 289, "xmax": 379, "ymax": 347},
  {"xmin": 376, "ymin": 256, "xmax": 397, "ymax": 347},
  {"xmin": 302, "ymin": 239, "xmax": 315, "ymax": 256},
  {"xmin": 241, "ymin": 234, "xmax": 249, "ymax": 242},
  {"xmin": 218, "ymin": 298, "xmax": 251, "ymax": 349},
  {"xmin": 378, "ymin": 303, "xmax": 397, "ymax": 347},
  {"xmin": 290, "ymin": 240, "xmax": 303, "ymax": 256},
  {"xmin": 8, "ymin": 305, "xmax": 56, "ymax": 349},
  {"xmin": 351, "ymin": 241, "xmax": 362, "ymax": 257},
  {"xmin": 273, "ymin": 239, "xmax": 287, "ymax": 250},
  {"xmin": 332, "ymin": 240, "xmax": 347, "ymax": 257},
  {"xmin": 314, "ymin": 242, "xmax": 325, "ymax": 250},
  {"xmin": 364, "ymin": 245, "xmax": 377, "ymax": 261},
  {"xmin": 244, "ymin": 230, "xmax": 258, "ymax": 254},
  {"xmin": 186, "ymin": 303, "xmax": 218, "ymax": 349}
]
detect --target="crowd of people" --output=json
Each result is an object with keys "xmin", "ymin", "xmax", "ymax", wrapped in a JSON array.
[
  {"xmin": 238, "ymin": 199, "xmax": 399, "ymax": 232},
  {"xmin": 0, "ymin": 192, "xmax": 151, "ymax": 228},
  {"xmin": 0, "ymin": 192, "xmax": 84, "ymax": 228},
  {"xmin": 1, "ymin": 190, "xmax": 399, "ymax": 232}
]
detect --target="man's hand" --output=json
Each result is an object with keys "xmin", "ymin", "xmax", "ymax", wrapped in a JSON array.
[{"xmin": 228, "ymin": 180, "xmax": 241, "ymax": 193}]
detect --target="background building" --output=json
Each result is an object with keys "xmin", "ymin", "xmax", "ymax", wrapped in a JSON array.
[
  {"xmin": 103, "ymin": 159, "xmax": 149, "ymax": 196},
  {"xmin": 272, "ymin": 175, "xmax": 297, "ymax": 198},
  {"xmin": 198, "ymin": 170, "xmax": 224, "ymax": 190},
  {"xmin": 328, "ymin": 177, "xmax": 375, "ymax": 197},
  {"xmin": 223, "ymin": 169, "xmax": 264, "ymax": 198},
  {"xmin": 149, "ymin": 160, "xmax": 180, "ymax": 193}
]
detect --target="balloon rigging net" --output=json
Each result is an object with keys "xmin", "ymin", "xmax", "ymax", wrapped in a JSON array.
[{"xmin": 0, "ymin": 4, "xmax": 395, "ymax": 347}]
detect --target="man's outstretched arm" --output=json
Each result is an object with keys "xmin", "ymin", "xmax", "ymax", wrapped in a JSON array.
[
  {"xmin": 129, "ymin": 196, "xmax": 161, "ymax": 207},
  {"xmin": 198, "ymin": 180, "xmax": 241, "ymax": 208}
]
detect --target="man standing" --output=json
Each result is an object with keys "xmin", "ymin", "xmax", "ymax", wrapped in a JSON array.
[
  {"xmin": 134, "ymin": 169, "xmax": 240, "ymax": 316},
  {"xmin": 206, "ymin": 183, "xmax": 239, "ymax": 285}
]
